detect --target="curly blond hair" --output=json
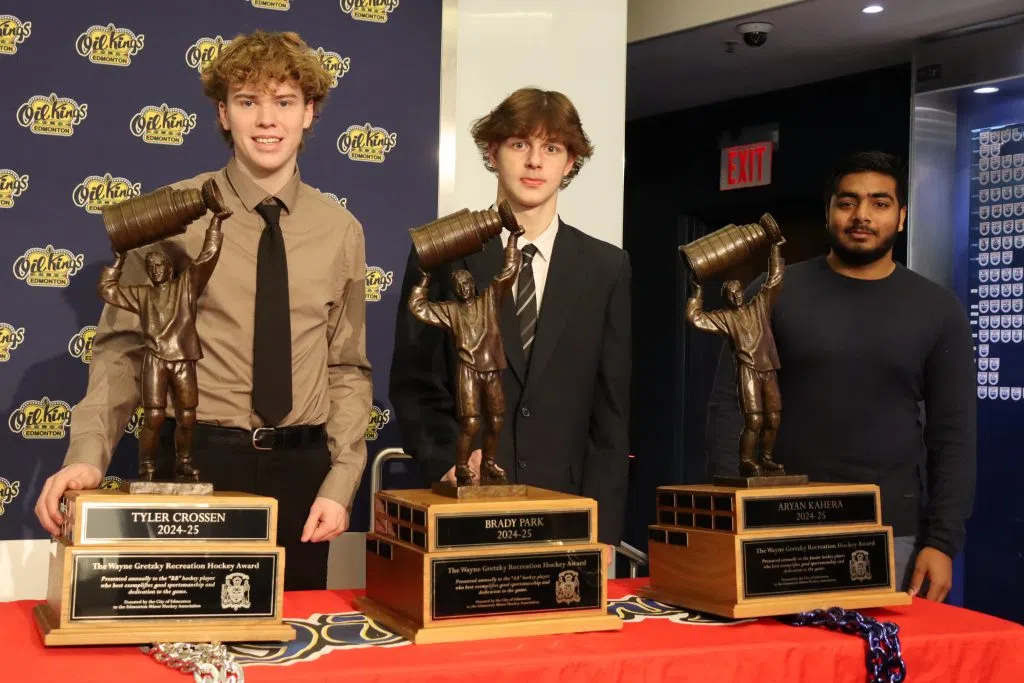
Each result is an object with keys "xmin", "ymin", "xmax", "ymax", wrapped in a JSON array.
[
  {"xmin": 201, "ymin": 30, "xmax": 332, "ymax": 148},
  {"xmin": 470, "ymin": 88, "xmax": 594, "ymax": 189}
]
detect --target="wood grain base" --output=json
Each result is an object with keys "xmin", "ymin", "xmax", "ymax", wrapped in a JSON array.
[
  {"xmin": 33, "ymin": 604, "xmax": 295, "ymax": 646},
  {"xmin": 639, "ymin": 584, "xmax": 912, "ymax": 619},
  {"xmin": 355, "ymin": 595, "xmax": 621, "ymax": 644}
]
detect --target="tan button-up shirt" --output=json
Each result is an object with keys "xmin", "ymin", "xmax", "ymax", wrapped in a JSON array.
[{"xmin": 65, "ymin": 158, "xmax": 373, "ymax": 507}]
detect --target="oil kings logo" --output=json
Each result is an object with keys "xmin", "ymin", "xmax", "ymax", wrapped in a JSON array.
[
  {"xmin": 0, "ymin": 477, "xmax": 20, "ymax": 516},
  {"xmin": 337, "ymin": 122, "xmax": 397, "ymax": 163},
  {"xmin": 0, "ymin": 169, "xmax": 29, "ymax": 208},
  {"xmin": 9, "ymin": 397, "xmax": 72, "ymax": 439},
  {"xmin": 0, "ymin": 15, "xmax": 32, "ymax": 55},
  {"xmin": 75, "ymin": 23, "xmax": 144, "ymax": 66},
  {"xmin": 130, "ymin": 104, "xmax": 197, "ymax": 145},
  {"xmin": 68, "ymin": 325, "xmax": 97, "ymax": 363},
  {"xmin": 313, "ymin": 46, "xmax": 350, "ymax": 88},
  {"xmin": 185, "ymin": 35, "xmax": 230, "ymax": 73},
  {"xmin": 321, "ymin": 191, "xmax": 347, "ymax": 208},
  {"xmin": 365, "ymin": 266, "xmax": 394, "ymax": 302},
  {"xmin": 246, "ymin": 0, "xmax": 291, "ymax": 10},
  {"xmin": 16, "ymin": 93, "xmax": 88, "ymax": 137},
  {"xmin": 365, "ymin": 404, "xmax": 391, "ymax": 441},
  {"xmin": 73, "ymin": 173, "xmax": 142, "ymax": 214},
  {"xmin": 125, "ymin": 405, "xmax": 144, "ymax": 439},
  {"xmin": 100, "ymin": 476, "xmax": 123, "ymax": 490},
  {"xmin": 341, "ymin": 0, "xmax": 400, "ymax": 23},
  {"xmin": 13, "ymin": 245, "xmax": 85, "ymax": 287},
  {"xmin": 0, "ymin": 323, "xmax": 25, "ymax": 362}
]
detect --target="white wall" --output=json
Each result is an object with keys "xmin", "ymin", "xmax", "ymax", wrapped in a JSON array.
[{"xmin": 0, "ymin": 0, "xmax": 628, "ymax": 601}]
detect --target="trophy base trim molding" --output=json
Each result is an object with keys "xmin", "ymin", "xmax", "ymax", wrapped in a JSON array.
[
  {"xmin": 431, "ymin": 481, "xmax": 529, "ymax": 499},
  {"xmin": 354, "ymin": 595, "xmax": 621, "ymax": 645},
  {"xmin": 120, "ymin": 480, "xmax": 215, "ymax": 496},
  {"xmin": 712, "ymin": 474, "xmax": 809, "ymax": 488},
  {"xmin": 33, "ymin": 603, "xmax": 295, "ymax": 646}
]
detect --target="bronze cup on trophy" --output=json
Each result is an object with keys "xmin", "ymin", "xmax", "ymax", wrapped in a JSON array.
[
  {"xmin": 34, "ymin": 177, "xmax": 294, "ymax": 647},
  {"xmin": 408, "ymin": 199, "xmax": 516, "ymax": 270},
  {"xmin": 639, "ymin": 212, "xmax": 912, "ymax": 619}
]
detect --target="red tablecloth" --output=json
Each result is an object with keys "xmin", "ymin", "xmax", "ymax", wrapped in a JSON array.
[{"xmin": 3, "ymin": 579, "xmax": 1022, "ymax": 682}]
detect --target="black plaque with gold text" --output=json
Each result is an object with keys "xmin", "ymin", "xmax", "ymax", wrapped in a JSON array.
[
  {"xmin": 742, "ymin": 532, "xmax": 891, "ymax": 598},
  {"xmin": 81, "ymin": 505, "xmax": 271, "ymax": 543},
  {"xmin": 743, "ymin": 493, "xmax": 877, "ymax": 530},
  {"xmin": 434, "ymin": 510, "xmax": 591, "ymax": 549},
  {"xmin": 431, "ymin": 550, "xmax": 601, "ymax": 619},
  {"xmin": 69, "ymin": 552, "xmax": 278, "ymax": 621}
]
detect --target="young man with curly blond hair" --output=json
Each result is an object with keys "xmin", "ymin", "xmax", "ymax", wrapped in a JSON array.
[
  {"xmin": 390, "ymin": 88, "xmax": 632, "ymax": 552},
  {"xmin": 36, "ymin": 31, "xmax": 372, "ymax": 590}
]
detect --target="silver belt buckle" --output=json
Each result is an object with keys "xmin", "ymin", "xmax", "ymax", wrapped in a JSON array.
[{"xmin": 252, "ymin": 427, "xmax": 274, "ymax": 451}]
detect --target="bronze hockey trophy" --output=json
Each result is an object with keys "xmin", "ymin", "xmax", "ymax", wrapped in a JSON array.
[
  {"xmin": 642, "ymin": 213, "xmax": 912, "ymax": 618},
  {"xmin": 35, "ymin": 179, "xmax": 292, "ymax": 646},
  {"xmin": 356, "ymin": 200, "xmax": 620, "ymax": 643}
]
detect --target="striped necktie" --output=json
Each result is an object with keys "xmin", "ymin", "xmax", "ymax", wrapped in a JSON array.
[{"xmin": 517, "ymin": 244, "xmax": 539, "ymax": 360}]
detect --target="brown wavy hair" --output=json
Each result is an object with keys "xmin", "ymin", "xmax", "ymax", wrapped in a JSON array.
[
  {"xmin": 201, "ymin": 30, "xmax": 332, "ymax": 148},
  {"xmin": 471, "ymin": 88, "xmax": 594, "ymax": 189}
]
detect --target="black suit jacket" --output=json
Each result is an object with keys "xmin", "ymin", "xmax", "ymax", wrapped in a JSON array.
[{"xmin": 389, "ymin": 221, "xmax": 632, "ymax": 545}]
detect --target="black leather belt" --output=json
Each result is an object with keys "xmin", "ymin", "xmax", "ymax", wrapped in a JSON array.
[{"xmin": 165, "ymin": 420, "xmax": 326, "ymax": 452}]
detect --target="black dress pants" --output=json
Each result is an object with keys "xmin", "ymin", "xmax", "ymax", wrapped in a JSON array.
[{"xmin": 156, "ymin": 422, "xmax": 332, "ymax": 591}]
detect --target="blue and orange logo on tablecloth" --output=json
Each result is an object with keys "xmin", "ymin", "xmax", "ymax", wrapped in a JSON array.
[
  {"xmin": 13, "ymin": 245, "xmax": 85, "ymax": 287},
  {"xmin": 75, "ymin": 23, "xmax": 144, "ymax": 66},
  {"xmin": 313, "ymin": 46, "xmax": 350, "ymax": 88},
  {"xmin": 9, "ymin": 397, "xmax": 72, "ymax": 439},
  {"xmin": 0, "ymin": 477, "xmax": 20, "ymax": 516},
  {"xmin": 365, "ymin": 266, "xmax": 394, "ymax": 302},
  {"xmin": 247, "ymin": 0, "xmax": 291, "ymax": 10},
  {"xmin": 68, "ymin": 325, "xmax": 97, "ymax": 364},
  {"xmin": 185, "ymin": 35, "xmax": 230, "ymax": 73},
  {"xmin": 0, "ymin": 169, "xmax": 29, "ymax": 208},
  {"xmin": 73, "ymin": 173, "xmax": 142, "ymax": 214},
  {"xmin": 365, "ymin": 404, "xmax": 390, "ymax": 441},
  {"xmin": 0, "ymin": 323, "xmax": 25, "ymax": 362},
  {"xmin": 341, "ymin": 0, "xmax": 399, "ymax": 23},
  {"xmin": 337, "ymin": 123, "xmax": 397, "ymax": 163},
  {"xmin": 16, "ymin": 93, "xmax": 88, "ymax": 137},
  {"xmin": 0, "ymin": 15, "xmax": 32, "ymax": 55},
  {"xmin": 130, "ymin": 104, "xmax": 197, "ymax": 145}
]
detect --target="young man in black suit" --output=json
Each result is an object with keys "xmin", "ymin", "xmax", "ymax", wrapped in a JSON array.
[{"xmin": 390, "ymin": 88, "xmax": 632, "ymax": 553}]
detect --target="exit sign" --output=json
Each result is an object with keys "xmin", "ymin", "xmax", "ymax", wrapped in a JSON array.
[{"xmin": 720, "ymin": 141, "xmax": 773, "ymax": 190}]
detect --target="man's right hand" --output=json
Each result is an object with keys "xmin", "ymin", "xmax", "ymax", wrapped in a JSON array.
[
  {"xmin": 35, "ymin": 464, "xmax": 102, "ymax": 536},
  {"xmin": 441, "ymin": 449, "xmax": 481, "ymax": 485}
]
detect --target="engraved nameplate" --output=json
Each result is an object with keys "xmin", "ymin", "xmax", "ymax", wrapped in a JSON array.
[
  {"xmin": 742, "ymin": 531, "xmax": 891, "ymax": 598},
  {"xmin": 80, "ymin": 503, "xmax": 272, "ymax": 543},
  {"xmin": 431, "ymin": 550, "xmax": 602, "ymax": 619},
  {"xmin": 433, "ymin": 510, "xmax": 591, "ymax": 549},
  {"xmin": 743, "ymin": 492, "xmax": 877, "ymax": 530},
  {"xmin": 70, "ymin": 551, "xmax": 279, "ymax": 621}
]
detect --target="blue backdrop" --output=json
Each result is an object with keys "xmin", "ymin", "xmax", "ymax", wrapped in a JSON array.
[{"xmin": 0, "ymin": 0, "xmax": 440, "ymax": 537}]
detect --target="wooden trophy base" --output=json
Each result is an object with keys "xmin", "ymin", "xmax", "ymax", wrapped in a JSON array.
[
  {"xmin": 431, "ymin": 481, "xmax": 528, "ymax": 499},
  {"xmin": 37, "ymin": 489, "xmax": 293, "ymax": 647},
  {"xmin": 364, "ymin": 486, "xmax": 622, "ymax": 643},
  {"xmin": 644, "ymin": 482, "xmax": 912, "ymax": 619},
  {"xmin": 33, "ymin": 603, "xmax": 295, "ymax": 646}
]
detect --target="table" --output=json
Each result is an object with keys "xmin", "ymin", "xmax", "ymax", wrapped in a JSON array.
[{"xmin": 4, "ymin": 579, "xmax": 1022, "ymax": 682}]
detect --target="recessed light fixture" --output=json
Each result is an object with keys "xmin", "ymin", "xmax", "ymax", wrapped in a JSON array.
[
  {"xmin": 862, "ymin": 5, "xmax": 884, "ymax": 13},
  {"xmin": 974, "ymin": 86, "xmax": 1000, "ymax": 94}
]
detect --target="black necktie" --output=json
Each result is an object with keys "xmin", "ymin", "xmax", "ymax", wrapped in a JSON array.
[
  {"xmin": 517, "ymin": 244, "xmax": 539, "ymax": 360},
  {"xmin": 252, "ymin": 200, "xmax": 292, "ymax": 426}
]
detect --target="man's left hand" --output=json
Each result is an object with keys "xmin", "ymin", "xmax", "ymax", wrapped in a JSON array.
[
  {"xmin": 908, "ymin": 546, "xmax": 953, "ymax": 602},
  {"xmin": 301, "ymin": 497, "xmax": 349, "ymax": 543}
]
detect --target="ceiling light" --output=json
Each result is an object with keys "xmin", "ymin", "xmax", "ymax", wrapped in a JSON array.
[
  {"xmin": 974, "ymin": 87, "xmax": 1000, "ymax": 94},
  {"xmin": 862, "ymin": 5, "xmax": 884, "ymax": 13}
]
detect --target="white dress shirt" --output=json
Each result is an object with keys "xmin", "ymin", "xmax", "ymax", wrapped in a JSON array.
[{"xmin": 505, "ymin": 211, "xmax": 559, "ymax": 313}]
